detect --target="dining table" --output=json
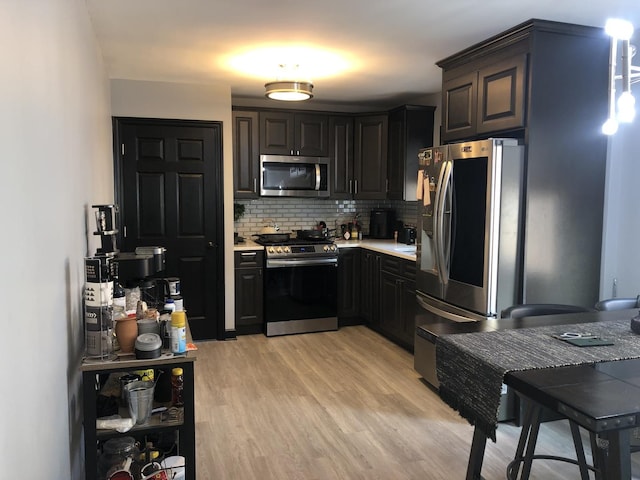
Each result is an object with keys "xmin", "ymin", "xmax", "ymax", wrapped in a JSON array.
[{"xmin": 434, "ymin": 308, "xmax": 640, "ymax": 479}]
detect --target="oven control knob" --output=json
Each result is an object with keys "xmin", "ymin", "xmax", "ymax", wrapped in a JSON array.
[
  {"xmin": 284, "ymin": 246, "xmax": 291, "ymax": 253},
  {"xmin": 330, "ymin": 245, "xmax": 337, "ymax": 252},
  {"xmin": 323, "ymin": 245, "xmax": 329, "ymax": 252},
  {"xmin": 268, "ymin": 247, "xmax": 275, "ymax": 254},
  {"xmin": 276, "ymin": 247, "xmax": 283, "ymax": 253}
]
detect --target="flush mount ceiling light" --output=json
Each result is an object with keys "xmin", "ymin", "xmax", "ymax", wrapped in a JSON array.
[
  {"xmin": 265, "ymin": 64, "xmax": 313, "ymax": 101},
  {"xmin": 602, "ymin": 18, "xmax": 640, "ymax": 135},
  {"xmin": 265, "ymin": 81, "xmax": 314, "ymax": 101}
]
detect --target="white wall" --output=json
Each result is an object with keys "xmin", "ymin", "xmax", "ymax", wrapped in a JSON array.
[
  {"xmin": 110, "ymin": 80, "xmax": 235, "ymax": 331},
  {"xmin": 600, "ymin": 81, "xmax": 640, "ymax": 299},
  {"xmin": 0, "ymin": 0, "xmax": 113, "ymax": 478}
]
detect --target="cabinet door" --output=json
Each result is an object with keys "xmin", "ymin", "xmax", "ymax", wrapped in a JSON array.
[
  {"xmin": 232, "ymin": 111, "xmax": 260, "ymax": 198},
  {"xmin": 380, "ymin": 270, "xmax": 402, "ymax": 338},
  {"xmin": 386, "ymin": 109, "xmax": 405, "ymax": 200},
  {"xmin": 388, "ymin": 106, "xmax": 435, "ymax": 201},
  {"xmin": 295, "ymin": 113, "xmax": 328, "ymax": 156},
  {"xmin": 329, "ymin": 116, "xmax": 354, "ymax": 199},
  {"xmin": 476, "ymin": 54, "xmax": 527, "ymax": 135},
  {"xmin": 360, "ymin": 251, "xmax": 381, "ymax": 326},
  {"xmin": 260, "ymin": 111, "xmax": 294, "ymax": 155},
  {"xmin": 234, "ymin": 267, "xmax": 263, "ymax": 333},
  {"xmin": 400, "ymin": 277, "xmax": 416, "ymax": 347},
  {"xmin": 354, "ymin": 114, "xmax": 388, "ymax": 199},
  {"xmin": 442, "ymin": 71, "xmax": 477, "ymax": 142},
  {"xmin": 337, "ymin": 248, "xmax": 361, "ymax": 321}
]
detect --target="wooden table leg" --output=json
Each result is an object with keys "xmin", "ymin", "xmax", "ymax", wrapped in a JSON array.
[{"xmin": 466, "ymin": 426, "xmax": 487, "ymax": 480}]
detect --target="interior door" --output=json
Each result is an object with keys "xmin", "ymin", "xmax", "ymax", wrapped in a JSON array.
[{"xmin": 114, "ymin": 118, "xmax": 224, "ymax": 340}]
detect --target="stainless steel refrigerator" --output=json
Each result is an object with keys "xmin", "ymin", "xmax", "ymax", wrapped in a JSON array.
[{"xmin": 415, "ymin": 138, "xmax": 524, "ymax": 323}]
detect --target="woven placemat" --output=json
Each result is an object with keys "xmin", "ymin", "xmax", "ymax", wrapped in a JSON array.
[{"xmin": 436, "ymin": 318, "xmax": 640, "ymax": 441}]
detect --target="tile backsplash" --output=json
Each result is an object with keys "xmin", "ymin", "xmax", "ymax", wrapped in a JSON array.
[{"xmin": 234, "ymin": 198, "xmax": 417, "ymax": 239}]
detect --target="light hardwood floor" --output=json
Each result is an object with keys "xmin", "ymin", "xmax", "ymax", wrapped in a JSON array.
[{"xmin": 194, "ymin": 326, "xmax": 639, "ymax": 479}]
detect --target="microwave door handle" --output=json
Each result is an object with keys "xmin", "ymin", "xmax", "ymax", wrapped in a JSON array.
[{"xmin": 315, "ymin": 163, "xmax": 321, "ymax": 191}]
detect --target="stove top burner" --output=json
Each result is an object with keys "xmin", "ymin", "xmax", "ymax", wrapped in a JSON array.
[{"xmin": 254, "ymin": 237, "xmax": 334, "ymax": 246}]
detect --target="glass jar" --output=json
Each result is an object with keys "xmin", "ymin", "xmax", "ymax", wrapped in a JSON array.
[{"xmin": 98, "ymin": 436, "xmax": 139, "ymax": 480}]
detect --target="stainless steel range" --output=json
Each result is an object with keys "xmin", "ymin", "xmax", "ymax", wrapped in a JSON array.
[{"xmin": 256, "ymin": 238, "xmax": 338, "ymax": 337}]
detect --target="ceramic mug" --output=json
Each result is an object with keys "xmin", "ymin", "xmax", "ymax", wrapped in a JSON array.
[
  {"xmin": 108, "ymin": 458, "xmax": 133, "ymax": 480},
  {"xmin": 140, "ymin": 461, "xmax": 168, "ymax": 480}
]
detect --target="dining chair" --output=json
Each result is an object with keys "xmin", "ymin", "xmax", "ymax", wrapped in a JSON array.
[
  {"xmin": 594, "ymin": 295, "xmax": 640, "ymax": 455},
  {"xmin": 594, "ymin": 295, "xmax": 640, "ymax": 311},
  {"xmin": 500, "ymin": 303, "xmax": 598, "ymax": 480}
]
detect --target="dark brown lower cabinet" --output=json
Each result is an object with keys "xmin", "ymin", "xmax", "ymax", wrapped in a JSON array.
[
  {"xmin": 379, "ymin": 257, "xmax": 416, "ymax": 351},
  {"xmin": 234, "ymin": 250, "xmax": 264, "ymax": 335},
  {"xmin": 337, "ymin": 248, "xmax": 362, "ymax": 325},
  {"xmin": 360, "ymin": 250, "xmax": 381, "ymax": 328}
]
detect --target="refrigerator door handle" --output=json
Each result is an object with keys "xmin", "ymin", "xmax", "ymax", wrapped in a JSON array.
[
  {"xmin": 436, "ymin": 159, "xmax": 452, "ymax": 285},
  {"xmin": 417, "ymin": 293, "xmax": 487, "ymax": 323}
]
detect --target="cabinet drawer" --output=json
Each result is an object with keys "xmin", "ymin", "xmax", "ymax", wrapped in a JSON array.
[
  {"xmin": 234, "ymin": 250, "xmax": 264, "ymax": 268},
  {"xmin": 381, "ymin": 253, "xmax": 415, "ymax": 280},
  {"xmin": 403, "ymin": 261, "xmax": 416, "ymax": 281},
  {"xmin": 380, "ymin": 254, "xmax": 402, "ymax": 275}
]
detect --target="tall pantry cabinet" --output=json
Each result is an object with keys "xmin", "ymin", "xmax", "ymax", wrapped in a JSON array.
[{"xmin": 437, "ymin": 19, "xmax": 610, "ymax": 306}]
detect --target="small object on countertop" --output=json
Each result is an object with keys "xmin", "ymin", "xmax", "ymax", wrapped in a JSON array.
[
  {"xmin": 394, "ymin": 231, "xmax": 398, "ymax": 243},
  {"xmin": 631, "ymin": 311, "xmax": 640, "ymax": 334},
  {"xmin": 135, "ymin": 333, "xmax": 162, "ymax": 359},
  {"xmin": 171, "ymin": 368, "xmax": 184, "ymax": 407},
  {"xmin": 136, "ymin": 300, "xmax": 148, "ymax": 319},
  {"xmin": 170, "ymin": 311, "xmax": 187, "ymax": 354},
  {"xmin": 163, "ymin": 298, "xmax": 176, "ymax": 314}
]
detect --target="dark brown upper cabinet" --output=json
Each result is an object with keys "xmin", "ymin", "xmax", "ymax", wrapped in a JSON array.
[
  {"xmin": 232, "ymin": 110, "xmax": 260, "ymax": 198},
  {"xmin": 259, "ymin": 111, "xmax": 329, "ymax": 156},
  {"xmin": 387, "ymin": 105, "xmax": 435, "ymax": 201},
  {"xmin": 441, "ymin": 52, "xmax": 527, "ymax": 142},
  {"xmin": 329, "ymin": 115, "xmax": 354, "ymax": 199},
  {"xmin": 353, "ymin": 114, "xmax": 388, "ymax": 200}
]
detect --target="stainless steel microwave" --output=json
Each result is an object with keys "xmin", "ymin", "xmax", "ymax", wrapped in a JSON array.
[{"xmin": 260, "ymin": 155, "xmax": 330, "ymax": 198}]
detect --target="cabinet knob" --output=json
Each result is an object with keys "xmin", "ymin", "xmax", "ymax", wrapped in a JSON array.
[{"xmin": 207, "ymin": 241, "xmax": 216, "ymax": 249}]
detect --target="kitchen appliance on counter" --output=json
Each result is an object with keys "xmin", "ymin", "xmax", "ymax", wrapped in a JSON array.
[
  {"xmin": 254, "ymin": 236, "xmax": 338, "ymax": 336},
  {"xmin": 369, "ymin": 208, "xmax": 396, "ymax": 239},
  {"xmin": 397, "ymin": 225, "xmax": 416, "ymax": 245},
  {"xmin": 260, "ymin": 155, "xmax": 330, "ymax": 198}
]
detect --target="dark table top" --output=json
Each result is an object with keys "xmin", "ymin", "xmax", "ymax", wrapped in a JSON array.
[
  {"xmin": 435, "ymin": 310, "xmax": 640, "ymax": 440},
  {"xmin": 507, "ymin": 359, "xmax": 640, "ymax": 433}
]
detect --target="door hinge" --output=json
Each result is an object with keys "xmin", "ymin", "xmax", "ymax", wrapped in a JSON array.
[{"xmin": 121, "ymin": 144, "xmax": 125, "ymax": 156}]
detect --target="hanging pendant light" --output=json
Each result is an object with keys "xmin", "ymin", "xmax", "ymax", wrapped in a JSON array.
[
  {"xmin": 265, "ymin": 64, "xmax": 313, "ymax": 101},
  {"xmin": 602, "ymin": 18, "xmax": 640, "ymax": 135}
]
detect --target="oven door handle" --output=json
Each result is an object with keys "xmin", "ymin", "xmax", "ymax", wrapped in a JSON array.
[{"xmin": 266, "ymin": 257, "xmax": 338, "ymax": 268}]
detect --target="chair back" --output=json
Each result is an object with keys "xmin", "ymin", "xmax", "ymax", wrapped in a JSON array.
[
  {"xmin": 500, "ymin": 303, "xmax": 594, "ymax": 320},
  {"xmin": 594, "ymin": 296, "xmax": 640, "ymax": 311}
]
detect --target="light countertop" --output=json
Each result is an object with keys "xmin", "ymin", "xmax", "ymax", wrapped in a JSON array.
[
  {"xmin": 233, "ymin": 239, "xmax": 262, "ymax": 251},
  {"xmin": 334, "ymin": 238, "xmax": 416, "ymax": 261},
  {"xmin": 233, "ymin": 237, "xmax": 416, "ymax": 261}
]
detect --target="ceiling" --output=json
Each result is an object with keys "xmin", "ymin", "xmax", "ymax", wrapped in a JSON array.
[{"xmin": 86, "ymin": 0, "xmax": 640, "ymax": 110}]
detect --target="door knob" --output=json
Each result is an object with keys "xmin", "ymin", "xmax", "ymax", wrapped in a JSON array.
[{"xmin": 207, "ymin": 241, "xmax": 215, "ymax": 249}]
